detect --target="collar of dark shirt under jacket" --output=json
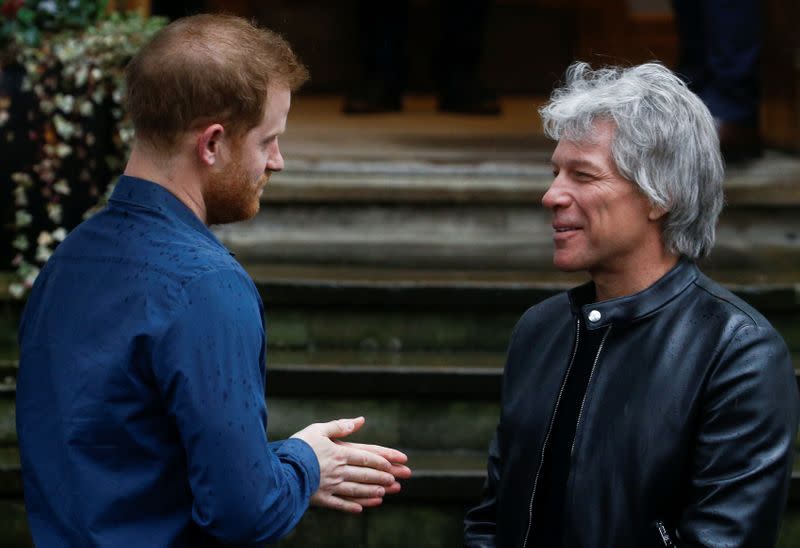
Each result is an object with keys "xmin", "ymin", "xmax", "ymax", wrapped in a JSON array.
[
  {"xmin": 109, "ymin": 175, "xmax": 235, "ymax": 256},
  {"xmin": 567, "ymin": 258, "xmax": 699, "ymax": 330}
]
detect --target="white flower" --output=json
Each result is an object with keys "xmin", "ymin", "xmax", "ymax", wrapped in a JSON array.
[
  {"xmin": 119, "ymin": 127, "xmax": 135, "ymax": 144},
  {"xmin": 15, "ymin": 211, "xmax": 33, "ymax": 227},
  {"xmin": 52, "ymin": 228, "xmax": 68, "ymax": 242},
  {"xmin": 53, "ymin": 179, "xmax": 71, "ymax": 195},
  {"xmin": 35, "ymin": 245, "xmax": 53, "ymax": 263},
  {"xmin": 53, "ymin": 115, "xmax": 76, "ymax": 140},
  {"xmin": 8, "ymin": 283, "xmax": 25, "ymax": 299},
  {"xmin": 55, "ymin": 94, "xmax": 75, "ymax": 114},
  {"xmin": 79, "ymin": 100, "xmax": 94, "ymax": 117},
  {"xmin": 39, "ymin": 100, "xmax": 55, "ymax": 115},
  {"xmin": 47, "ymin": 203, "xmax": 63, "ymax": 224},
  {"xmin": 13, "ymin": 187, "xmax": 28, "ymax": 206},
  {"xmin": 12, "ymin": 235, "xmax": 29, "ymax": 251},
  {"xmin": 75, "ymin": 65, "xmax": 89, "ymax": 87},
  {"xmin": 11, "ymin": 172, "xmax": 33, "ymax": 187},
  {"xmin": 38, "ymin": 1, "xmax": 58, "ymax": 15},
  {"xmin": 55, "ymin": 144, "xmax": 72, "ymax": 158},
  {"xmin": 37, "ymin": 231, "xmax": 54, "ymax": 246}
]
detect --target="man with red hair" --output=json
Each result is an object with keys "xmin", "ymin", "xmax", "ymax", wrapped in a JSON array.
[{"xmin": 17, "ymin": 14, "xmax": 410, "ymax": 546}]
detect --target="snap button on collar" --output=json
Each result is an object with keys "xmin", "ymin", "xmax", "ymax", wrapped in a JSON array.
[{"xmin": 588, "ymin": 309, "xmax": 602, "ymax": 322}]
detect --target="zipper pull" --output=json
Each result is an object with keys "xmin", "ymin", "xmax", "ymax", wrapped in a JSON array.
[{"xmin": 653, "ymin": 520, "xmax": 675, "ymax": 547}]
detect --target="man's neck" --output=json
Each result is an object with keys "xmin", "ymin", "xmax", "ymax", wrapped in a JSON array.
[
  {"xmin": 124, "ymin": 143, "xmax": 208, "ymax": 224},
  {"xmin": 590, "ymin": 252, "xmax": 680, "ymax": 303}
]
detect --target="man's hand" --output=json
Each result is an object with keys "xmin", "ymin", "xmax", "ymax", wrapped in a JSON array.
[{"xmin": 291, "ymin": 417, "xmax": 412, "ymax": 513}]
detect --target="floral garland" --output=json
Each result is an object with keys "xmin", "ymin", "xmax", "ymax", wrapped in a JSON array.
[{"xmin": 0, "ymin": 11, "xmax": 165, "ymax": 298}]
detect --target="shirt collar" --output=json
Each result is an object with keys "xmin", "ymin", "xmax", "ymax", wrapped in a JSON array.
[
  {"xmin": 568, "ymin": 258, "xmax": 698, "ymax": 330},
  {"xmin": 109, "ymin": 175, "xmax": 234, "ymax": 255}
]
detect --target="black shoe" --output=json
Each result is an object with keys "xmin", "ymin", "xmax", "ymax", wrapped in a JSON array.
[
  {"xmin": 343, "ymin": 82, "xmax": 403, "ymax": 114},
  {"xmin": 438, "ymin": 89, "xmax": 501, "ymax": 115},
  {"xmin": 717, "ymin": 120, "xmax": 762, "ymax": 164}
]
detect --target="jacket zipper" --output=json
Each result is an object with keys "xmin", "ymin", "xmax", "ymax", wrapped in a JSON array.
[
  {"xmin": 570, "ymin": 326, "xmax": 611, "ymax": 457},
  {"xmin": 521, "ymin": 317, "xmax": 581, "ymax": 548}
]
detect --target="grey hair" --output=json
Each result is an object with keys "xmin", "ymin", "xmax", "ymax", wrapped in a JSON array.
[{"xmin": 539, "ymin": 62, "xmax": 724, "ymax": 259}]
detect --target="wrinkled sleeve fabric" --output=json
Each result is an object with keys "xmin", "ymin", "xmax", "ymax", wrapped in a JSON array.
[
  {"xmin": 464, "ymin": 425, "xmax": 502, "ymax": 547},
  {"xmin": 675, "ymin": 324, "xmax": 799, "ymax": 548},
  {"xmin": 464, "ymin": 320, "xmax": 527, "ymax": 547},
  {"xmin": 152, "ymin": 269, "xmax": 319, "ymax": 545}
]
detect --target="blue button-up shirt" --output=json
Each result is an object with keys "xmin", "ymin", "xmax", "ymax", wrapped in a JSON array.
[{"xmin": 16, "ymin": 175, "xmax": 319, "ymax": 547}]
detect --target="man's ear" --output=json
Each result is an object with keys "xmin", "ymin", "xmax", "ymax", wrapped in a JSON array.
[
  {"xmin": 648, "ymin": 203, "xmax": 668, "ymax": 222},
  {"xmin": 196, "ymin": 124, "xmax": 225, "ymax": 167}
]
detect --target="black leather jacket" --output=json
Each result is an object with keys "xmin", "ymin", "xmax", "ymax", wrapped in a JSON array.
[{"xmin": 464, "ymin": 260, "xmax": 799, "ymax": 547}]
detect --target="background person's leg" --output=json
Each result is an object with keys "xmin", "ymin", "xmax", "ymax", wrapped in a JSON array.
[
  {"xmin": 436, "ymin": 0, "xmax": 500, "ymax": 114},
  {"xmin": 344, "ymin": 0, "xmax": 409, "ymax": 114}
]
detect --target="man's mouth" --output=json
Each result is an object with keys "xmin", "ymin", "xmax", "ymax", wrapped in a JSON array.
[{"xmin": 553, "ymin": 225, "xmax": 582, "ymax": 233}]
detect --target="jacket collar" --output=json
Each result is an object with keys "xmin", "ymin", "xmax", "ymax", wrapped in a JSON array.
[
  {"xmin": 109, "ymin": 175, "xmax": 232, "ymax": 254},
  {"xmin": 568, "ymin": 259, "xmax": 698, "ymax": 330}
]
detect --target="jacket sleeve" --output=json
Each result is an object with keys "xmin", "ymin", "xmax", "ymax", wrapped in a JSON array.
[
  {"xmin": 674, "ymin": 323, "xmax": 799, "ymax": 548},
  {"xmin": 464, "ymin": 424, "xmax": 502, "ymax": 547},
  {"xmin": 152, "ymin": 269, "xmax": 320, "ymax": 545}
]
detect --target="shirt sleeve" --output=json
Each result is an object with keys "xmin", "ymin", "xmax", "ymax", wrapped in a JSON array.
[{"xmin": 152, "ymin": 268, "xmax": 319, "ymax": 545}]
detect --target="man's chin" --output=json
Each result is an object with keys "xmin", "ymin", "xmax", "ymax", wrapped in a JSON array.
[
  {"xmin": 552, "ymin": 256, "xmax": 584, "ymax": 273},
  {"xmin": 207, "ymin": 202, "xmax": 260, "ymax": 226}
]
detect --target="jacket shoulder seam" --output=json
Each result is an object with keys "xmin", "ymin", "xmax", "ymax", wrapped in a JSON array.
[{"xmin": 691, "ymin": 279, "xmax": 759, "ymax": 327}]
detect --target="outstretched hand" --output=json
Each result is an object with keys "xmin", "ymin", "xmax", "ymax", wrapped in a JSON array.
[{"xmin": 291, "ymin": 417, "xmax": 412, "ymax": 513}]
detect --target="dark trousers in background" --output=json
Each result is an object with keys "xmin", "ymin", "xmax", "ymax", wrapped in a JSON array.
[
  {"xmin": 672, "ymin": 0, "xmax": 761, "ymax": 126},
  {"xmin": 349, "ymin": 0, "xmax": 497, "ymax": 113}
]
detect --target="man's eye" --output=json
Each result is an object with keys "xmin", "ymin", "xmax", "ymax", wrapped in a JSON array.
[{"xmin": 575, "ymin": 171, "xmax": 593, "ymax": 179}]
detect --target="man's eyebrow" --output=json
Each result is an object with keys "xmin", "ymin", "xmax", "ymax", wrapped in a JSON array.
[{"xmin": 550, "ymin": 158, "xmax": 603, "ymax": 171}]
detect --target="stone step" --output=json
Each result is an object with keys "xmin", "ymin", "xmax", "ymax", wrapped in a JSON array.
[
  {"xmin": 252, "ymin": 272, "xmax": 800, "ymax": 352},
  {"xmin": 1, "ymin": 274, "xmax": 799, "ymax": 358},
  {"xmin": 3, "ymin": 268, "xmax": 799, "ymax": 352},
  {"xmin": 245, "ymin": 266, "xmax": 800, "ymax": 309},
  {"xmin": 0, "ymin": 380, "xmax": 501, "ymax": 452},
  {"xmin": 263, "ymin": 151, "xmax": 800, "ymax": 206},
  {"xmin": 2, "ymin": 501, "xmax": 799, "ymax": 548},
  {"xmin": 213, "ymin": 201, "xmax": 800, "ymax": 273},
  {"xmin": 1, "ymin": 446, "xmax": 799, "ymax": 507},
  {"xmin": 212, "ymin": 149, "xmax": 800, "ymax": 272},
  {"xmin": 2, "ymin": 356, "xmax": 798, "ymax": 451},
  {"xmin": 3, "ymin": 348, "xmax": 799, "ymax": 401}
]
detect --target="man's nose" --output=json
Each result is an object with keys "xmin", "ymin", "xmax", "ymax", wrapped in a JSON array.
[
  {"xmin": 541, "ymin": 175, "xmax": 570, "ymax": 210},
  {"xmin": 267, "ymin": 142, "xmax": 284, "ymax": 172}
]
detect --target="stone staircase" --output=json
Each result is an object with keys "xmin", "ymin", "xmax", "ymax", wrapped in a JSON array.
[{"xmin": 1, "ymin": 96, "xmax": 800, "ymax": 546}]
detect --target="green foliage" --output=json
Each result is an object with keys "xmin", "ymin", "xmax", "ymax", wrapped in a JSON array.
[
  {"xmin": 1, "ymin": 0, "xmax": 110, "ymax": 49},
  {"xmin": 0, "ymin": 9, "xmax": 166, "ymax": 297}
]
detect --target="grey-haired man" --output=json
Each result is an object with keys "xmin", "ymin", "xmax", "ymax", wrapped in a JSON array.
[{"xmin": 464, "ymin": 62, "xmax": 799, "ymax": 548}]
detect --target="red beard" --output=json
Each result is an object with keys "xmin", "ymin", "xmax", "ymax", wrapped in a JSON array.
[{"xmin": 205, "ymin": 157, "xmax": 267, "ymax": 225}]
